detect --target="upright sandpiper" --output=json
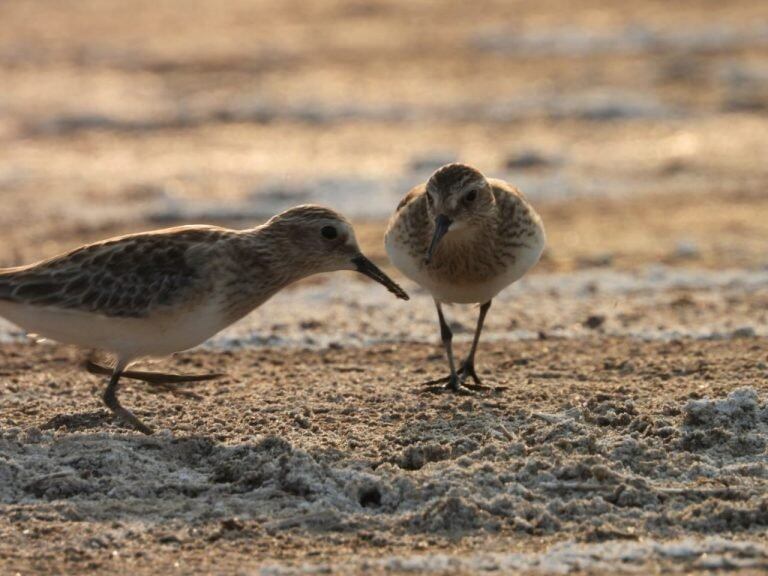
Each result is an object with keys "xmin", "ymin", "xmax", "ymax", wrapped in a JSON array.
[
  {"xmin": 0, "ymin": 205, "xmax": 408, "ymax": 433},
  {"xmin": 385, "ymin": 163, "xmax": 545, "ymax": 393}
]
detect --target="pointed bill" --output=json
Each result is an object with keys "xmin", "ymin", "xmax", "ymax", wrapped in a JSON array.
[
  {"xmin": 425, "ymin": 214, "xmax": 452, "ymax": 264},
  {"xmin": 352, "ymin": 255, "xmax": 409, "ymax": 300}
]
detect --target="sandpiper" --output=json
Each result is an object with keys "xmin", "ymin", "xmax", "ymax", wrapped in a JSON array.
[
  {"xmin": 385, "ymin": 163, "xmax": 545, "ymax": 393},
  {"xmin": 0, "ymin": 205, "xmax": 408, "ymax": 433}
]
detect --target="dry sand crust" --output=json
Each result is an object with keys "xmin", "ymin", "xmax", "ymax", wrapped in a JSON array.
[{"xmin": 2, "ymin": 337, "xmax": 768, "ymax": 574}]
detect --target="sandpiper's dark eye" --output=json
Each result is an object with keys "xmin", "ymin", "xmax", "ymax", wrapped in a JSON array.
[
  {"xmin": 465, "ymin": 190, "xmax": 477, "ymax": 203},
  {"xmin": 321, "ymin": 225, "xmax": 338, "ymax": 240}
]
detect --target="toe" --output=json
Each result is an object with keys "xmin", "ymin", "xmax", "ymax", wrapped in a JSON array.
[
  {"xmin": 421, "ymin": 375, "xmax": 452, "ymax": 386},
  {"xmin": 463, "ymin": 382, "xmax": 490, "ymax": 391},
  {"xmin": 458, "ymin": 367, "xmax": 482, "ymax": 385}
]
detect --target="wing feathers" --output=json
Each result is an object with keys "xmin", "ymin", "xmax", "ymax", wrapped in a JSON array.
[{"xmin": 0, "ymin": 226, "xmax": 231, "ymax": 317}]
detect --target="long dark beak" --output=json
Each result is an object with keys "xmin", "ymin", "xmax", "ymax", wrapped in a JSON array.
[
  {"xmin": 352, "ymin": 255, "xmax": 409, "ymax": 300},
  {"xmin": 425, "ymin": 214, "xmax": 452, "ymax": 264}
]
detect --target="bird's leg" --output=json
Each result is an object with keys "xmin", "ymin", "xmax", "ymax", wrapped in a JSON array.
[
  {"xmin": 422, "ymin": 301, "xmax": 473, "ymax": 395},
  {"xmin": 102, "ymin": 366, "xmax": 153, "ymax": 435},
  {"xmin": 457, "ymin": 300, "xmax": 492, "ymax": 389},
  {"xmin": 437, "ymin": 302, "xmax": 460, "ymax": 391},
  {"xmin": 85, "ymin": 360, "xmax": 223, "ymax": 399}
]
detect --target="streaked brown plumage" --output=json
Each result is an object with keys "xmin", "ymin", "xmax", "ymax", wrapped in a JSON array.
[
  {"xmin": 0, "ymin": 226, "xmax": 229, "ymax": 318},
  {"xmin": 0, "ymin": 205, "xmax": 408, "ymax": 433},
  {"xmin": 385, "ymin": 163, "xmax": 545, "ymax": 392}
]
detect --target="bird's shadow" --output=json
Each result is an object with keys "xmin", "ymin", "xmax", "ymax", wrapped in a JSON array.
[{"xmin": 40, "ymin": 410, "xmax": 113, "ymax": 432}]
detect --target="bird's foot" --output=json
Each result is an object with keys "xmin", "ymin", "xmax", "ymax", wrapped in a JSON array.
[
  {"xmin": 420, "ymin": 362, "xmax": 504, "ymax": 394},
  {"xmin": 456, "ymin": 361, "xmax": 492, "ymax": 391},
  {"xmin": 113, "ymin": 407, "xmax": 154, "ymax": 435},
  {"xmin": 85, "ymin": 360, "xmax": 223, "ymax": 400},
  {"xmin": 102, "ymin": 400, "xmax": 153, "ymax": 435},
  {"xmin": 420, "ymin": 373, "xmax": 476, "ymax": 395},
  {"xmin": 119, "ymin": 369, "xmax": 224, "ymax": 401}
]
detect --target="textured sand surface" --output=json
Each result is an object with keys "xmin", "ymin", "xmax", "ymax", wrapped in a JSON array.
[{"xmin": 2, "ymin": 339, "xmax": 768, "ymax": 574}]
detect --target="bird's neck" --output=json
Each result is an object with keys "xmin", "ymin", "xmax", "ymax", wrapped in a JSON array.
[{"xmin": 217, "ymin": 229, "xmax": 314, "ymax": 322}]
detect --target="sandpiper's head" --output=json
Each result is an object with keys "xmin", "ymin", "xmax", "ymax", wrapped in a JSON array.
[
  {"xmin": 424, "ymin": 163, "xmax": 496, "ymax": 263},
  {"xmin": 266, "ymin": 205, "xmax": 408, "ymax": 300}
]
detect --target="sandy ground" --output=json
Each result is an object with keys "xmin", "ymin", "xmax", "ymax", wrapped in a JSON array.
[
  {"xmin": 2, "ymin": 339, "xmax": 768, "ymax": 574},
  {"xmin": 2, "ymin": 0, "xmax": 768, "ymax": 574}
]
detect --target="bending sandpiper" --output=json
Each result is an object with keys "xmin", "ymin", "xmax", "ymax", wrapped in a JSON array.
[
  {"xmin": 385, "ymin": 163, "xmax": 545, "ymax": 393},
  {"xmin": 0, "ymin": 205, "xmax": 408, "ymax": 433}
]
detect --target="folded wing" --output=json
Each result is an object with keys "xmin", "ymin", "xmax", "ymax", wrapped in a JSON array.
[{"xmin": 0, "ymin": 226, "xmax": 229, "ymax": 318}]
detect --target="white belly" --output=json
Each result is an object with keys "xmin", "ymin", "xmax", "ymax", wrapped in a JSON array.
[
  {"xmin": 0, "ymin": 299, "xmax": 228, "ymax": 361},
  {"xmin": 385, "ymin": 233, "xmax": 544, "ymax": 304}
]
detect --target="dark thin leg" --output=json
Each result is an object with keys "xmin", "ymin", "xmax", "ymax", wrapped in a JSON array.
[
  {"xmin": 85, "ymin": 360, "xmax": 223, "ymax": 399},
  {"xmin": 102, "ymin": 367, "xmax": 153, "ymax": 435},
  {"xmin": 421, "ymin": 300, "xmax": 503, "ymax": 394},
  {"xmin": 422, "ymin": 301, "xmax": 472, "ymax": 394},
  {"xmin": 457, "ymin": 300, "xmax": 492, "ymax": 388},
  {"xmin": 437, "ymin": 301, "xmax": 460, "ymax": 391}
]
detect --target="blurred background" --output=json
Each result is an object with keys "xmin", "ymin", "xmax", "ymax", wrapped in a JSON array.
[{"xmin": 0, "ymin": 0, "xmax": 767, "ymax": 345}]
